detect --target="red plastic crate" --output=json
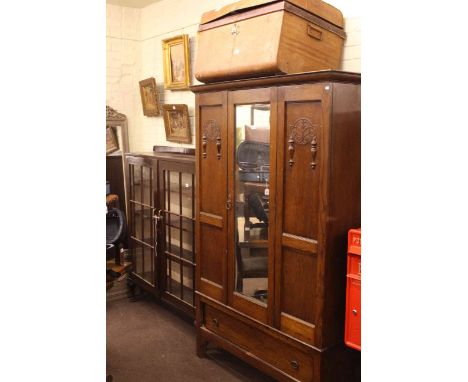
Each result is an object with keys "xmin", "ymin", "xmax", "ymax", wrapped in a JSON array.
[{"xmin": 345, "ymin": 228, "xmax": 361, "ymax": 351}]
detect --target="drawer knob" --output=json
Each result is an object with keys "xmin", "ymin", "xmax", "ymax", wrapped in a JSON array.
[
  {"xmin": 352, "ymin": 309, "xmax": 358, "ymax": 315},
  {"xmin": 290, "ymin": 360, "xmax": 299, "ymax": 370},
  {"xmin": 212, "ymin": 318, "xmax": 219, "ymax": 327}
]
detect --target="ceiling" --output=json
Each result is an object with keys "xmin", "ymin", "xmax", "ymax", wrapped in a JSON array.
[{"xmin": 106, "ymin": 0, "xmax": 162, "ymax": 8}]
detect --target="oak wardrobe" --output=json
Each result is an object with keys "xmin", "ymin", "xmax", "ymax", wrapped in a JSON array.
[{"xmin": 192, "ymin": 71, "xmax": 360, "ymax": 382}]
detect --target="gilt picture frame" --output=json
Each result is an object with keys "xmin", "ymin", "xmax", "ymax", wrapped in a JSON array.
[
  {"xmin": 106, "ymin": 126, "xmax": 119, "ymax": 154},
  {"xmin": 139, "ymin": 77, "xmax": 160, "ymax": 116},
  {"xmin": 162, "ymin": 104, "xmax": 191, "ymax": 144},
  {"xmin": 162, "ymin": 35, "xmax": 191, "ymax": 90}
]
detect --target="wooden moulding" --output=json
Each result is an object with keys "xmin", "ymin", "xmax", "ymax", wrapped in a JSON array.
[
  {"xmin": 190, "ymin": 70, "xmax": 361, "ymax": 93},
  {"xmin": 199, "ymin": 212, "xmax": 223, "ymax": 228},
  {"xmin": 153, "ymin": 145, "xmax": 195, "ymax": 155}
]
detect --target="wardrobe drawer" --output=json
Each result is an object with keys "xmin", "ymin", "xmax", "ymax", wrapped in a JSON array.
[{"xmin": 204, "ymin": 303, "xmax": 316, "ymax": 381}]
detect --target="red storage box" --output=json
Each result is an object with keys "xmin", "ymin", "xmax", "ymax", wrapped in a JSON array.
[{"xmin": 345, "ymin": 228, "xmax": 361, "ymax": 351}]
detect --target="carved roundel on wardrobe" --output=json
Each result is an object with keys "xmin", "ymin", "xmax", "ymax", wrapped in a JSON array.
[
  {"xmin": 289, "ymin": 118, "xmax": 318, "ymax": 144},
  {"xmin": 202, "ymin": 119, "xmax": 220, "ymax": 141}
]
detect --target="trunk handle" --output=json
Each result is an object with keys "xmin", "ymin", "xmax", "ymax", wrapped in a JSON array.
[{"xmin": 307, "ymin": 23, "xmax": 322, "ymax": 40}]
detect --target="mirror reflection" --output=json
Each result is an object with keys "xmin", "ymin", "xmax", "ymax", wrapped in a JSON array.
[{"xmin": 234, "ymin": 104, "xmax": 270, "ymax": 305}]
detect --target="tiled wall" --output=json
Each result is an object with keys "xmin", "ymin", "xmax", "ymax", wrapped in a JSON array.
[
  {"xmin": 106, "ymin": 4, "xmax": 142, "ymax": 151},
  {"xmin": 137, "ymin": 0, "xmax": 236, "ymax": 152},
  {"xmin": 342, "ymin": 16, "xmax": 361, "ymax": 72},
  {"xmin": 106, "ymin": 0, "xmax": 361, "ymax": 152}
]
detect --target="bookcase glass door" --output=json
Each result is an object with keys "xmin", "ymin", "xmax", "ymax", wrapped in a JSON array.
[
  {"xmin": 128, "ymin": 161, "xmax": 156, "ymax": 286},
  {"xmin": 160, "ymin": 166, "xmax": 195, "ymax": 308}
]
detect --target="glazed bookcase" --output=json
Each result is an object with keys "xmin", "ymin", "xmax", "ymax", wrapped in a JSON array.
[{"xmin": 126, "ymin": 147, "xmax": 196, "ymax": 318}]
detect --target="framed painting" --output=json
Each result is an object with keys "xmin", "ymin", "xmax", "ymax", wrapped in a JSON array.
[
  {"xmin": 162, "ymin": 104, "xmax": 192, "ymax": 144},
  {"xmin": 139, "ymin": 77, "xmax": 160, "ymax": 116},
  {"xmin": 106, "ymin": 126, "xmax": 119, "ymax": 154},
  {"xmin": 162, "ymin": 35, "xmax": 191, "ymax": 90}
]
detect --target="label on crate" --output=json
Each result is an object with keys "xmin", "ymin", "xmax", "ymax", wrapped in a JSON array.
[{"xmin": 352, "ymin": 234, "xmax": 360, "ymax": 246}]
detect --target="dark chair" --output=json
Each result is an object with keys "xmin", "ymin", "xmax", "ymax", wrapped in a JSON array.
[
  {"xmin": 235, "ymin": 247, "xmax": 268, "ymax": 293},
  {"xmin": 106, "ymin": 208, "xmax": 126, "ymax": 264},
  {"xmin": 247, "ymin": 192, "xmax": 269, "ymax": 224},
  {"xmin": 235, "ymin": 199, "xmax": 269, "ymax": 295},
  {"xmin": 106, "ymin": 208, "xmax": 127, "ymax": 292},
  {"xmin": 106, "ymin": 243, "xmax": 115, "ymax": 261},
  {"xmin": 237, "ymin": 140, "xmax": 270, "ymax": 183},
  {"xmin": 106, "ymin": 208, "xmax": 126, "ymax": 245},
  {"xmin": 235, "ymin": 140, "xmax": 270, "ymax": 299}
]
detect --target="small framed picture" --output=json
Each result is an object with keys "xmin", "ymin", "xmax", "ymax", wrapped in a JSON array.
[
  {"xmin": 139, "ymin": 77, "xmax": 160, "ymax": 116},
  {"xmin": 162, "ymin": 35, "xmax": 191, "ymax": 90},
  {"xmin": 106, "ymin": 127, "xmax": 119, "ymax": 154},
  {"xmin": 162, "ymin": 104, "xmax": 192, "ymax": 144}
]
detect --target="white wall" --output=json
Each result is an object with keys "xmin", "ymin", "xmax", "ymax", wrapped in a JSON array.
[
  {"xmin": 106, "ymin": 0, "xmax": 361, "ymax": 152},
  {"xmin": 106, "ymin": 4, "xmax": 142, "ymax": 150},
  {"xmin": 137, "ymin": 0, "xmax": 236, "ymax": 152}
]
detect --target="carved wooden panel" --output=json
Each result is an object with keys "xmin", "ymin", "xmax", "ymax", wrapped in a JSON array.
[
  {"xmin": 199, "ymin": 108, "xmax": 225, "ymax": 215},
  {"xmin": 283, "ymin": 102, "xmax": 322, "ymax": 239},
  {"xmin": 196, "ymin": 92, "xmax": 228, "ymax": 303},
  {"xmin": 202, "ymin": 119, "xmax": 222, "ymax": 159},
  {"xmin": 287, "ymin": 117, "xmax": 319, "ymax": 168},
  {"xmin": 275, "ymin": 85, "xmax": 329, "ymax": 349},
  {"xmin": 310, "ymin": 136, "xmax": 318, "ymax": 169}
]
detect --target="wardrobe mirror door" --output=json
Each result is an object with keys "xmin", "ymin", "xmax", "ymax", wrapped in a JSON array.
[{"xmin": 234, "ymin": 103, "xmax": 271, "ymax": 306}]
